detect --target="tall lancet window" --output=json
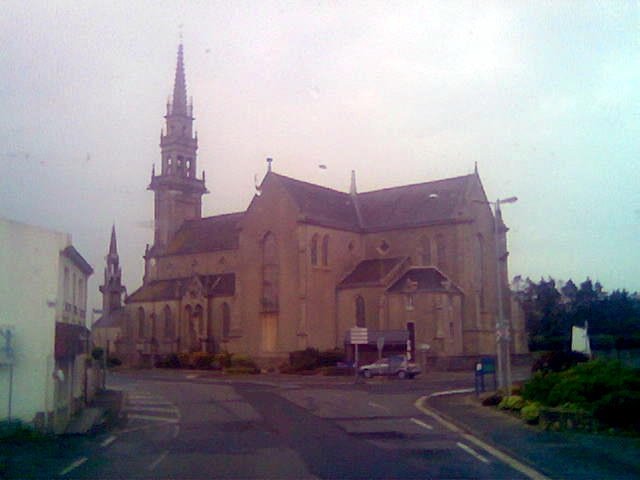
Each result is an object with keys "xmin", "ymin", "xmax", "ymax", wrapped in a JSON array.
[
  {"xmin": 420, "ymin": 236, "xmax": 431, "ymax": 265},
  {"xmin": 262, "ymin": 232, "xmax": 279, "ymax": 311},
  {"xmin": 322, "ymin": 235, "xmax": 329, "ymax": 266},
  {"xmin": 310, "ymin": 234, "xmax": 319, "ymax": 266}
]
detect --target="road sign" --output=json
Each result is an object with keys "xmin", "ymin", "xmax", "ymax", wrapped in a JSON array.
[
  {"xmin": 0, "ymin": 325, "xmax": 15, "ymax": 366},
  {"xmin": 350, "ymin": 327, "xmax": 368, "ymax": 345}
]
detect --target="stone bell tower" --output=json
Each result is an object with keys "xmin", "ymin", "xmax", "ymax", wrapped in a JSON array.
[{"xmin": 148, "ymin": 43, "xmax": 208, "ymax": 252}]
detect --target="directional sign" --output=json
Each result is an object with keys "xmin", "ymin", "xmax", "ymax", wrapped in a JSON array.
[{"xmin": 350, "ymin": 327, "xmax": 368, "ymax": 345}]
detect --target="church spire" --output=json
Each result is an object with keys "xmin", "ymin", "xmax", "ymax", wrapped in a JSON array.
[
  {"xmin": 108, "ymin": 224, "xmax": 118, "ymax": 256},
  {"xmin": 171, "ymin": 44, "xmax": 189, "ymax": 116}
]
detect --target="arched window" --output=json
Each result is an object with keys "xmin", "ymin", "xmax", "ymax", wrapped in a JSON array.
[
  {"xmin": 420, "ymin": 236, "xmax": 431, "ymax": 265},
  {"xmin": 262, "ymin": 232, "xmax": 279, "ymax": 311},
  {"xmin": 221, "ymin": 303, "xmax": 231, "ymax": 339},
  {"xmin": 310, "ymin": 234, "xmax": 319, "ymax": 266},
  {"xmin": 163, "ymin": 305, "xmax": 173, "ymax": 338},
  {"xmin": 137, "ymin": 307, "xmax": 145, "ymax": 338},
  {"xmin": 436, "ymin": 234, "xmax": 447, "ymax": 272},
  {"xmin": 322, "ymin": 235, "xmax": 329, "ymax": 266},
  {"xmin": 355, "ymin": 296, "xmax": 366, "ymax": 327}
]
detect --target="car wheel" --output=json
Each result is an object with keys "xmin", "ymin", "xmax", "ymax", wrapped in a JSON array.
[
  {"xmin": 397, "ymin": 370, "xmax": 407, "ymax": 379},
  {"xmin": 363, "ymin": 369, "xmax": 372, "ymax": 379}
]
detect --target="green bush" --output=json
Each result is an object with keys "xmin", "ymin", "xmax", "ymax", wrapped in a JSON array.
[
  {"xmin": 107, "ymin": 356, "xmax": 122, "ymax": 367},
  {"xmin": 531, "ymin": 351, "xmax": 589, "ymax": 374},
  {"xmin": 522, "ymin": 360, "xmax": 640, "ymax": 430},
  {"xmin": 289, "ymin": 348, "xmax": 321, "ymax": 371},
  {"xmin": 214, "ymin": 351, "xmax": 233, "ymax": 369},
  {"xmin": 155, "ymin": 353, "xmax": 181, "ymax": 368},
  {"xmin": 520, "ymin": 402, "xmax": 541, "ymax": 424},
  {"xmin": 317, "ymin": 349, "xmax": 345, "ymax": 367},
  {"xmin": 498, "ymin": 395, "xmax": 525, "ymax": 411},
  {"xmin": 192, "ymin": 352, "xmax": 217, "ymax": 370},
  {"xmin": 230, "ymin": 354, "xmax": 258, "ymax": 370},
  {"xmin": 0, "ymin": 420, "xmax": 50, "ymax": 444}
]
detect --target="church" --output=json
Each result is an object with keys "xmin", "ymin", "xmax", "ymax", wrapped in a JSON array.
[{"xmin": 96, "ymin": 44, "xmax": 527, "ymax": 369}]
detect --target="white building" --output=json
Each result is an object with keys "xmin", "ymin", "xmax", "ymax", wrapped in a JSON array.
[{"xmin": 0, "ymin": 217, "xmax": 95, "ymax": 433}]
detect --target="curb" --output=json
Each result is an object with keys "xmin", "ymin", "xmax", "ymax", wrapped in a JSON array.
[{"xmin": 415, "ymin": 391, "xmax": 551, "ymax": 480}]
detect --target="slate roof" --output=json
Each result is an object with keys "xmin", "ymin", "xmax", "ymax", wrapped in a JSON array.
[
  {"xmin": 163, "ymin": 212, "xmax": 243, "ymax": 256},
  {"xmin": 273, "ymin": 173, "xmax": 361, "ymax": 230},
  {"xmin": 386, "ymin": 267, "xmax": 463, "ymax": 294},
  {"xmin": 92, "ymin": 307, "xmax": 127, "ymax": 329},
  {"xmin": 126, "ymin": 273, "xmax": 235, "ymax": 303},
  {"xmin": 273, "ymin": 172, "xmax": 473, "ymax": 232},
  {"xmin": 338, "ymin": 257, "xmax": 408, "ymax": 288},
  {"xmin": 357, "ymin": 175, "xmax": 470, "ymax": 231}
]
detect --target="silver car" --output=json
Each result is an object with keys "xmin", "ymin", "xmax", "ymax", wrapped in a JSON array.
[{"xmin": 359, "ymin": 355, "xmax": 421, "ymax": 379}]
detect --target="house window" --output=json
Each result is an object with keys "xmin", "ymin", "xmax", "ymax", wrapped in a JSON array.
[
  {"xmin": 310, "ymin": 234, "xmax": 319, "ymax": 266},
  {"xmin": 149, "ymin": 313, "xmax": 157, "ymax": 339},
  {"xmin": 262, "ymin": 232, "xmax": 279, "ymax": 311},
  {"xmin": 322, "ymin": 235, "xmax": 329, "ymax": 266},
  {"xmin": 137, "ymin": 307, "xmax": 145, "ymax": 338},
  {"xmin": 222, "ymin": 303, "xmax": 231, "ymax": 339},
  {"xmin": 355, "ymin": 296, "xmax": 366, "ymax": 327},
  {"xmin": 405, "ymin": 294, "xmax": 415, "ymax": 311}
]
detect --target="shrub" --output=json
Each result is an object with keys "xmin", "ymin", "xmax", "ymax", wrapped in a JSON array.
[
  {"xmin": 155, "ymin": 353, "xmax": 181, "ymax": 368},
  {"xmin": 531, "ymin": 351, "xmax": 589, "ymax": 374},
  {"xmin": 481, "ymin": 392, "xmax": 503, "ymax": 407},
  {"xmin": 498, "ymin": 395, "xmax": 525, "ymax": 411},
  {"xmin": 192, "ymin": 352, "xmax": 217, "ymax": 370},
  {"xmin": 92, "ymin": 347, "xmax": 105, "ymax": 361},
  {"xmin": 289, "ymin": 348, "xmax": 320, "ymax": 371},
  {"xmin": 230, "ymin": 354, "xmax": 258, "ymax": 370},
  {"xmin": 215, "ymin": 351, "xmax": 233, "ymax": 369},
  {"xmin": 0, "ymin": 420, "xmax": 50, "ymax": 444},
  {"xmin": 107, "ymin": 356, "xmax": 122, "ymax": 367},
  {"xmin": 317, "ymin": 349, "xmax": 345, "ymax": 367},
  {"xmin": 593, "ymin": 390, "xmax": 640, "ymax": 430},
  {"xmin": 177, "ymin": 353, "xmax": 192, "ymax": 368},
  {"xmin": 520, "ymin": 402, "xmax": 541, "ymax": 424}
]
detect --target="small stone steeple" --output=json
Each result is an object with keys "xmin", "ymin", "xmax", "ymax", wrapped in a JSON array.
[
  {"xmin": 149, "ymin": 43, "xmax": 208, "ymax": 251},
  {"xmin": 99, "ymin": 225, "xmax": 126, "ymax": 315}
]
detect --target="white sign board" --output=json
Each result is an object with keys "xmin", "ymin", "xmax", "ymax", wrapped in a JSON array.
[
  {"xmin": 350, "ymin": 327, "xmax": 368, "ymax": 345},
  {"xmin": 0, "ymin": 325, "xmax": 16, "ymax": 366}
]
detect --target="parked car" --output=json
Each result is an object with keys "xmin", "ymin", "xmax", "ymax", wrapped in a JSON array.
[{"xmin": 358, "ymin": 355, "xmax": 421, "ymax": 379}]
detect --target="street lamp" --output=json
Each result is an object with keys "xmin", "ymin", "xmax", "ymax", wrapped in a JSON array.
[{"xmin": 476, "ymin": 196, "xmax": 518, "ymax": 395}]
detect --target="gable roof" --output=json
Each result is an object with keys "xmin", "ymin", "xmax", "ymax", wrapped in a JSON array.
[
  {"xmin": 269, "ymin": 172, "xmax": 473, "ymax": 232},
  {"xmin": 126, "ymin": 273, "xmax": 235, "ymax": 303},
  {"xmin": 357, "ymin": 175, "xmax": 471, "ymax": 231},
  {"xmin": 162, "ymin": 212, "xmax": 243, "ymax": 256},
  {"xmin": 338, "ymin": 257, "xmax": 408, "ymax": 288},
  {"xmin": 272, "ymin": 173, "xmax": 361, "ymax": 231},
  {"xmin": 386, "ymin": 267, "xmax": 463, "ymax": 295}
]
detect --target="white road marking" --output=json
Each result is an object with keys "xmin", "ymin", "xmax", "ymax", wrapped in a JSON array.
[
  {"xmin": 414, "ymin": 396, "xmax": 551, "ymax": 480},
  {"xmin": 457, "ymin": 441, "xmax": 490, "ymax": 464},
  {"xmin": 59, "ymin": 457, "xmax": 87, "ymax": 476},
  {"xmin": 100, "ymin": 435, "xmax": 116, "ymax": 447},
  {"xmin": 185, "ymin": 374, "xmax": 199, "ymax": 379},
  {"xmin": 428, "ymin": 388, "xmax": 475, "ymax": 398},
  {"xmin": 148, "ymin": 450, "xmax": 169, "ymax": 471},
  {"xmin": 367, "ymin": 401, "xmax": 390, "ymax": 413},
  {"xmin": 127, "ymin": 413, "xmax": 179, "ymax": 423},
  {"xmin": 410, "ymin": 417, "xmax": 434, "ymax": 430}
]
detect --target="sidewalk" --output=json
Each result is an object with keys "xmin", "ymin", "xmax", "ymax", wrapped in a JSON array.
[
  {"xmin": 65, "ymin": 388, "xmax": 125, "ymax": 434},
  {"xmin": 426, "ymin": 392, "xmax": 640, "ymax": 480}
]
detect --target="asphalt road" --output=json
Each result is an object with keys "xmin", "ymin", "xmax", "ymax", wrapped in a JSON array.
[{"xmin": 55, "ymin": 370, "xmax": 529, "ymax": 479}]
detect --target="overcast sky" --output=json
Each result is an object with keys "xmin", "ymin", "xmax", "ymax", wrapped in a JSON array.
[{"xmin": 1, "ymin": 1, "xmax": 639, "ymax": 315}]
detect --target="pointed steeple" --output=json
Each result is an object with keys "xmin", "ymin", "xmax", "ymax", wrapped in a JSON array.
[
  {"xmin": 108, "ymin": 224, "xmax": 118, "ymax": 256},
  {"xmin": 100, "ymin": 225, "xmax": 125, "ymax": 314},
  {"xmin": 171, "ymin": 44, "xmax": 188, "ymax": 116}
]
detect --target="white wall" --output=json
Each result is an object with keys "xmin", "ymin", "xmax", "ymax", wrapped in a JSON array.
[{"xmin": 0, "ymin": 218, "xmax": 69, "ymax": 424}]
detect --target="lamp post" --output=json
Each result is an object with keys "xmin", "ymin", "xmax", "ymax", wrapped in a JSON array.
[
  {"xmin": 476, "ymin": 196, "xmax": 517, "ymax": 395},
  {"xmin": 494, "ymin": 196, "xmax": 517, "ymax": 395}
]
